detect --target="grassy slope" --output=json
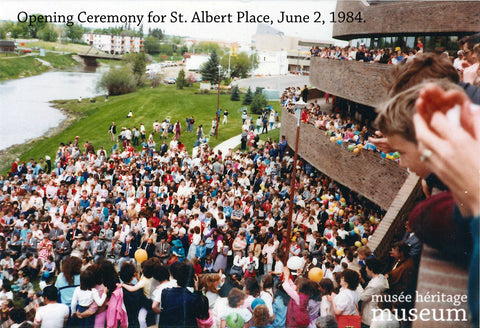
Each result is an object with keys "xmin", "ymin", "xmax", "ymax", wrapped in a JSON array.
[
  {"xmin": 23, "ymin": 40, "xmax": 92, "ymax": 53},
  {"xmin": 16, "ymin": 85, "xmax": 282, "ymax": 164},
  {"xmin": 0, "ymin": 53, "xmax": 77, "ymax": 81}
]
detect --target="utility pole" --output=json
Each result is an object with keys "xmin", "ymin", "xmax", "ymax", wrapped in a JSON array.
[
  {"xmin": 282, "ymin": 100, "xmax": 305, "ymax": 266},
  {"xmin": 215, "ymin": 65, "xmax": 221, "ymax": 139}
]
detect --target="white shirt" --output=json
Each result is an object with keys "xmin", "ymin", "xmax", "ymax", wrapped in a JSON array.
[
  {"xmin": 34, "ymin": 302, "xmax": 69, "ymax": 328},
  {"xmin": 70, "ymin": 287, "xmax": 107, "ymax": 312},
  {"xmin": 334, "ymin": 288, "xmax": 359, "ymax": 315}
]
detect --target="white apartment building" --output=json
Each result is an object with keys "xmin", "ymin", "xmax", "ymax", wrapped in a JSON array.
[{"xmin": 82, "ymin": 33, "xmax": 144, "ymax": 54}]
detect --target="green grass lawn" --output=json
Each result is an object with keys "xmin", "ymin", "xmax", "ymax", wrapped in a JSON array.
[
  {"xmin": 24, "ymin": 40, "xmax": 92, "ymax": 54},
  {"xmin": 11, "ymin": 85, "xmax": 281, "ymax": 168},
  {"xmin": 0, "ymin": 53, "xmax": 78, "ymax": 81}
]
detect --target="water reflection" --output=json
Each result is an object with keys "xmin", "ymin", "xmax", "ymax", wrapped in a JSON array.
[{"xmin": 0, "ymin": 69, "xmax": 104, "ymax": 150}]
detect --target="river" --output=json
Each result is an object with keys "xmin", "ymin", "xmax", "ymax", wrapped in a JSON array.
[{"xmin": 0, "ymin": 69, "xmax": 105, "ymax": 151}]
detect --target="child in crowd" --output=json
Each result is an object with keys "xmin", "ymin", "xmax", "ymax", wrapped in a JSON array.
[{"xmin": 71, "ymin": 269, "xmax": 108, "ymax": 327}]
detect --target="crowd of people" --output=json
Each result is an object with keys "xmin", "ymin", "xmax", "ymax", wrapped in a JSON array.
[{"xmin": 0, "ymin": 34, "xmax": 478, "ymax": 328}]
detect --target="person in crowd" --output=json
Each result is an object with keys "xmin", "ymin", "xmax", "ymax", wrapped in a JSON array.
[
  {"xmin": 360, "ymin": 258, "xmax": 389, "ymax": 328},
  {"xmin": 55, "ymin": 256, "xmax": 82, "ymax": 308},
  {"xmin": 33, "ymin": 285, "xmax": 69, "ymax": 328}
]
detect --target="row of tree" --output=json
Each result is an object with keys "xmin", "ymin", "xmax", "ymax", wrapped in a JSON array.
[
  {"xmin": 200, "ymin": 49, "xmax": 257, "ymax": 82},
  {"xmin": 0, "ymin": 19, "xmax": 84, "ymax": 42}
]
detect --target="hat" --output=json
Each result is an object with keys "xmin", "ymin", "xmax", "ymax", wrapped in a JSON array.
[
  {"xmin": 395, "ymin": 47, "xmax": 401, "ymax": 51},
  {"xmin": 172, "ymin": 239, "xmax": 182, "ymax": 247},
  {"xmin": 251, "ymin": 298, "xmax": 266, "ymax": 310},
  {"xmin": 76, "ymin": 234, "xmax": 85, "ymax": 239}
]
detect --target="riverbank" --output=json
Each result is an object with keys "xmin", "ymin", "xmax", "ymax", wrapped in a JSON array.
[
  {"xmin": 0, "ymin": 83, "xmax": 281, "ymax": 173},
  {"xmin": 0, "ymin": 104, "xmax": 80, "ymax": 172},
  {"xmin": 0, "ymin": 52, "xmax": 78, "ymax": 81}
]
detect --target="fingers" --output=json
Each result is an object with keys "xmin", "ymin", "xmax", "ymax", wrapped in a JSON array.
[{"xmin": 416, "ymin": 84, "xmax": 469, "ymax": 123}]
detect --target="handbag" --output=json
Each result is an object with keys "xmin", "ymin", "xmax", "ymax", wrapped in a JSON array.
[{"xmin": 336, "ymin": 303, "xmax": 361, "ymax": 328}]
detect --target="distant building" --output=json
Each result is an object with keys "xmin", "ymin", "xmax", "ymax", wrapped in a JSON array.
[
  {"xmin": 82, "ymin": 33, "xmax": 144, "ymax": 54},
  {"xmin": 0, "ymin": 40, "xmax": 16, "ymax": 53},
  {"xmin": 183, "ymin": 53, "xmax": 210, "ymax": 71},
  {"xmin": 252, "ymin": 24, "xmax": 332, "ymax": 76}
]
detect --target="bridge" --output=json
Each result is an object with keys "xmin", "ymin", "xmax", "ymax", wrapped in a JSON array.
[{"xmin": 78, "ymin": 46, "xmax": 123, "ymax": 66}]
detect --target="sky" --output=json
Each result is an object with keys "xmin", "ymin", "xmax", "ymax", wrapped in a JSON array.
[{"xmin": 1, "ymin": 0, "xmax": 343, "ymax": 45}]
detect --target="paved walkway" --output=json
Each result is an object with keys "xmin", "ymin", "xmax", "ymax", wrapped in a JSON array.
[{"xmin": 213, "ymin": 124, "xmax": 281, "ymax": 154}]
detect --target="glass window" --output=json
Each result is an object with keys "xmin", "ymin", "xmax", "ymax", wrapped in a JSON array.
[{"xmin": 406, "ymin": 37, "xmax": 415, "ymax": 49}]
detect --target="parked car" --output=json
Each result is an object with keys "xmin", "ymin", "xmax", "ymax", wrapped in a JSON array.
[
  {"xmin": 164, "ymin": 77, "xmax": 176, "ymax": 84},
  {"xmin": 21, "ymin": 49, "xmax": 32, "ymax": 53}
]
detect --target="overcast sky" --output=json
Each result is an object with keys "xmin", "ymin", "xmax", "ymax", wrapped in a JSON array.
[{"xmin": 2, "ymin": 0, "xmax": 343, "ymax": 45}]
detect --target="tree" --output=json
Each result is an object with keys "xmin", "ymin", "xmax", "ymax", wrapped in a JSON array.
[
  {"xmin": 0, "ymin": 27, "xmax": 5, "ymax": 40},
  {"xmin": 26, "ymin": 14, "xmax": 47, "ymax": 38},
  {"xmin": 230, "ymin": 85, "xmax": 240, "ymax": 101},
  {"xmin": 179, "ymin": 45, "xmax": 188, "ymax": 55},
  {"xmin": 124, "ymin": 52, "xmax": 147, "ymax": 86},
  {"xmin": 38, "ymin": 24, "xmax": 58, "ymax": 42},
  {"xmin": 97, "ymin": 66, "xmax": 137, "ymax": 96},
  {"xmin": 65, "ymin": 24, "xmax": 84, "ymax": 43},
  {"xmin": 176, "ymin": 69, "xmax": 187, "ymax": 89},
  {"xmin": 200, "ymin": 49, "xmax": 220, "ymax": 84},
  {"xmin": 144, "ymin": 36, "xmax": 161, "ymax": 54},
  {"xmin": 250, "ymin": 93, "xmax": 267, "ymax": 114},
  {"xmin": 220, "ymin": 52, "xmax": 254, "ymax": 79},
  {"xmin": 9, "ymin": 23, "xmax": 25, "ymax": 38},
  {"xmin": 149, "ymin": 28, "xmax": 164, "ymax": 40},
  {"xmin": 243, "ymin": 87, "xmax": 253, "ymax": 105}
]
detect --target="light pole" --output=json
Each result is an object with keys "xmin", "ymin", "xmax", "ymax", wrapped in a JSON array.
[
  {"xmin": 283, "ymin": 99, "xmax": 306, "ymax": 266},
  {"xmin": 215, "ymin": 64, "xmax": 222, "ymax": 139}
]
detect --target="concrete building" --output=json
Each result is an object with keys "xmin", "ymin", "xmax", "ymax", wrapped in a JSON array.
[
  {"xmin": 82, "ymin": 33, "xmax": 144, "ymax": 54},
  {"xmin": 183, "ymin": 53, "xmax": 210, "ymax": 71},
  {"xmin": 252, "ymin": 24, "xmax": 332, "ymax": 76},
  {"xmin": 280, "ymin": 2, "xmax": 480, "ymax": 326}
]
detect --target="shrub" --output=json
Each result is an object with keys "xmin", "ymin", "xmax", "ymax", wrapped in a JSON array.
[
  {"xmin": 230, "ymin": 85, "xmax": 240, "ymax": 101},
  {"xmin": 242, "ymin": 86, "xmax": 253, "ymax": 105},
  {"xmin": 97, "ymin": 67, "xmax": 137, "ymax": 96},
  {"xmin": 250, "ymin": 93, "xmax": 267, "ymax": 114}
]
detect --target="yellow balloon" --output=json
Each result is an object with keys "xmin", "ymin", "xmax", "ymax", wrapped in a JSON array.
[
  {"xmin": 357, "ymin": 144, "xmax": 363, "ymax": 149},
  {"xmin": 339, "ymin": 209, "xmax": 344, "ymax": 217},
  {"xmin": 362, "ymin": 238, "xmax": 368, "ymax": 245},
  {"xmin": 340, "ymin": 198, "xmax": 345, "ymax": 203},
  {"xmin": 336, "ymin": 135, "xmax": 342, "ymax": 140},
  {"xmin": 355, "ymin": 241, "xmax": 362, "ymax": 248},
  {"xmin": 336, "ymin": 249, "xmax": 344, "ymax": 257},
  {"xmin": 354, "ymin": 227, "xmax": 360, "ymax": 235},
  {"xmin": 330, "ymin": 137, "xmax": 335, "ymax": 142},
  {"xmin": 135, "ymin": 249, "xmax": 148, "ymax": 263},
  {"xmin": 370, "ymin": 216, "xmax": 376, "ymax": 223},
  {"xmin": 353, "ymin": 148, "xmax": 360, "ymax": 154},
  {"xmin": 308, "ymin": 267, "xmax": 324, "ymax": 282}
]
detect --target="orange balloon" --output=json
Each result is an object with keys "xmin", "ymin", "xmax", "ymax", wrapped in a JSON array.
[
  {"xmin": 135, "ymin": 249, "xmax": 148, "ymax": 263},
  {"xmin": 355, "ymin": 241, "xmax": 362, "ymax": 247},
  {"xmin": 308, "ymin": 267, "xmax": 324, "ymax": 282},
  {"xmin": 362, "ymin": 238, "xmax": 368, "ymax": 245}
]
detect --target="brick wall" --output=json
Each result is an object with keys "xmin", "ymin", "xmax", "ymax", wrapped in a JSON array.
[
  {"xmin": 280, "ymin": 108, "xmax": 409, "ymax": 210},
  {"xmin": 309, "ymin": 58, "xmax": 391, "ymax": 107},
  {"xmin": 332, "ymin": 1, "xmax": 480, "ymax": 40}
]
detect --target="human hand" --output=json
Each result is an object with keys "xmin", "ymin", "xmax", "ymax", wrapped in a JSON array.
[
  {"xmin": 414, "ymin": 112, "xmax": 480, "ymax": 217},
  {"xmin": 414, "ymin": 83, "xmax": 480, "ymax": 217},
  {"xmin": 368, "ymin": 131, "xmax": 394, "ymax": 153}
]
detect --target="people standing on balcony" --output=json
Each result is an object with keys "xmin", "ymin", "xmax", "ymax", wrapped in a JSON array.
[{"xmin": 301, "ymin": 85, "xmax": 309, "ymax": 102}]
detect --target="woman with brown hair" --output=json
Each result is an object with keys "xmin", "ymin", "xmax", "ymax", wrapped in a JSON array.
[{"xmin": 55, "ymin": 256, "xmax": 82, "ymax": 307}]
